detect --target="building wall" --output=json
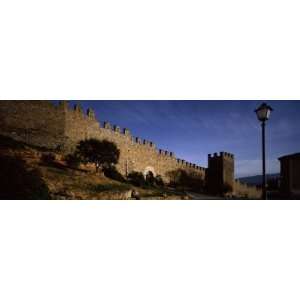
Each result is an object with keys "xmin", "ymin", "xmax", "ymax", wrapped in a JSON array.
[
  {"xmin": 279, "ymin": 155, "xmax": 300, "ymax": 197},
  {"xmin": 279, "ymin": 158, "xmax": 291, "ymax": 195},
  {"xmin": 291, "ymin": 159, "xmax": 300, "ymax": 193}
]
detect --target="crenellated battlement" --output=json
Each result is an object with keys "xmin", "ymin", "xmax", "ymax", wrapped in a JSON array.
[
  {"xmin": 58, "ymin": 100, "xmax": 69, "ymax": 110},
  {"xmin": 74, "ymin": 103, "xmax": 83, "ymax": 114},
  {"xmin": 87, "ymin": 108, "xmax": 95, "ymax": 119},
  {"xmin": 134, "ymin": 137, "xmax": 142, "ymax": 144},
  {"xmin": 174, "ymin": 157, "xmax": 205, "ymax": 171},
  {"xmin": 56, "ymin": 102, "xmax": 181, "ymax": 154},
  {"xmin": 158, "ymin": 149, "xmax": 175, "ymax": 157},
  {"xmin": 0, "ymin": 101, "xmax": 222, "ymax": 176},
  {"xmin": 113, "ymin": 125, "xmax": 121, "ymax": 133},
  {"xmin": 0, "ymin": 101, "xmax": 212, "ymax": 185},
  {"xmin": 58, "ymin": 101, "xmax": 98, "ymax": 123},
  {"xmin": 208, "ymin": 151, "xmax": 234, "ymax": 160},
  {"xmin": 123, "ymin": 128, "xmax": 130, "ymax": 136},
  {"xmin": 103, "ymin": 121, "xmax": 111, "ymax": 129}
]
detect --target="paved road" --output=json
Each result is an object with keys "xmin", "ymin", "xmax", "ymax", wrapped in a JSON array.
[{"xmin": 186, "ymin": 192, "xmax": 225, "ymax": 200}]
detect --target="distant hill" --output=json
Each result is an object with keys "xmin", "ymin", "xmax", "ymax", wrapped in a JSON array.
[{"xmin": 238, "ymin": 173, "xmax": 280, "ymax": 186}]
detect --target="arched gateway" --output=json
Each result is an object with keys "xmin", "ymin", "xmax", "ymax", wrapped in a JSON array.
[{"xmin": 143, "ymin": 166, "xmax": 156, "ymax": 178}]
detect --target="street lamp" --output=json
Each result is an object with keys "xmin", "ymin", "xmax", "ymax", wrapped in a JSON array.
[{"xmin": 255, "ymin": 103, "xmax": 273, "ymax": 199}]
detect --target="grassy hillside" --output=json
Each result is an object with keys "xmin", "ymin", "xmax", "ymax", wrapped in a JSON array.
[{"xmin": 0, "ymin": 135, "xmax": 189, "ymax": 200}]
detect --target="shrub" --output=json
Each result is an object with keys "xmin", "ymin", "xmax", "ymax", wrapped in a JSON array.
[
  {"xmin": 154, "ymin": 175, "xmax": 165, "ymax": 187},
  {"xmin": 127, "ymin": 171, "xmax": 147, "ymax": 187},
  {"xmin": 41, "ymin": 153, "xmax": 56, "ymax": 164},
  {"xmin": 64, "ymin": 153, "xmax": 81, "ymax": 168},
  {"xmin": 128, "ymin": 171, "xmax": 165, "ymax": 188},
  {"xmin": 145, "ymin": 171, "xmax": 155, "ymax": 186},
  {"xmin": 103, "ymin": 166, "xmax": 125, "ymax": 182},
  {"xmin": 0, "ymin": 155, "xmax": 51, "ymax": 199},
  {"xmin": 167, "ymin": 169, "xmax": 189, "ymax": 188}
]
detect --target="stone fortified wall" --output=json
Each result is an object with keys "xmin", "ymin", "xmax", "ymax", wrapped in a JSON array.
[
  {"xmin": 0, "ymin": 100, "xmax": 262, "ymax": 198},
  {"xmin": 0, "ymin": 101, "xmax": 67, "ymax": 149},
  {"xmin": 207, "ymin": 152, "xmax": 234, "ymax": 194},
  {"xmin": 206, "ymin": 151, "xmax": 261, "ymax": 199},
  {"xmin": 0, "ymin": 101, "xmax": 206, "ymax": 182}
]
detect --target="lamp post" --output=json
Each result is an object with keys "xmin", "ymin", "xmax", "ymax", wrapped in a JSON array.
[{"xmin": 255, "ymin": 103, "xmax": 273, "ymax": 200}]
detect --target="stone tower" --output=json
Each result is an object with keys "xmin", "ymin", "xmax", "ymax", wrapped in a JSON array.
[{"xmin": 206, "ymin": 152, "xmax": 234, "ymax": 195}]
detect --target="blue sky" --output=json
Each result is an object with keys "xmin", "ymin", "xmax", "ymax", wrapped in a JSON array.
[{"xmin": 63, "ymin": 100, "xmax": 300, "ymax": 177}]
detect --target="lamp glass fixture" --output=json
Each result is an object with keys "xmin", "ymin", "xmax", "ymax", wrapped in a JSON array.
[{"xmin": 255, "ymin": 103, "xmax": 273, "ymax": 122}]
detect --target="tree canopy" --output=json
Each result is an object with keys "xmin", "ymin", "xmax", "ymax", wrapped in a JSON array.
[{"xmin": 76, "ymin": 139, "xmax": 120, "ymax": 172}]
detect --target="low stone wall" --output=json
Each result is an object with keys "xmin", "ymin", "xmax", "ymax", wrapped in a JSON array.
[{"xmin": 234, "ymin": 180, "xmax": 261, "ymax": 199}]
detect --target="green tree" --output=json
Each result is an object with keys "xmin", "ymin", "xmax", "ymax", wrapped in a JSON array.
[
  {"xmin": 128, "ymin": 171, "xmax": 147, "ymax": 187},
  {"xmin": 167, "ymin": 169, "xmax": 204, "ymax": 192},
  {"xmin": 64, "ymin": 152, "xmax": 81, "ymax": 169},
  {"xmin": 103, "ymin": 165, "xmax": 125, "ymax": 182},
  {"xmin": 76, "ymin": 139, "xmax": 120, "ymax": 172}
]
